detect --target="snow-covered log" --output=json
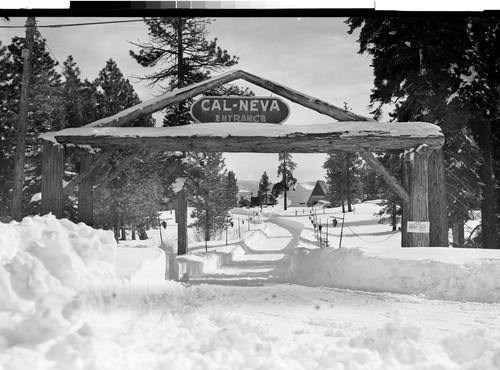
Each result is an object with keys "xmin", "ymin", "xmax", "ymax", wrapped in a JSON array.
[{"xmin": 40, "ymin": 121, "xmax": 445, "ymax": 153}]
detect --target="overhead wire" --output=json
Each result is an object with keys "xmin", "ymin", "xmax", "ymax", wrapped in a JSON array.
[
  {"xmin": 35, "ymin": 28, "xmax": 65, "ymax": 75},
  {"xmin": 0, "ymin": 19, "xmax": 145, "ymax": 29}
]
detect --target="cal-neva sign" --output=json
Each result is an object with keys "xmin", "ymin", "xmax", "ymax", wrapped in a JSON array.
[
  {"xmin": 407, "ymin": 221, "xmax": 430, "ymax": 234},
  {"xmin": 190, "ymin": 96, "xmax": 290, "ymax": 124}
]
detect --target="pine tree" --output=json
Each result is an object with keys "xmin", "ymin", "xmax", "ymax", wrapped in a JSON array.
[
  {"xmin": 0, "ymin": 33, "xmax": 64, "ymax": 219},
  {"xmin": 272, "ymin": 152, "xmax": 297, "ymax": 200},
  {"xmin": 130, "ymin": 17, "xmax": 252, "ymax": 253},
  {"xmin": 95, "ymin": 59, "xmax": 155, "ymax": 127},
  {"xmin": 185, "ymin": 152, "xmax": 231, "ymax": 243},
  {"xmin": 130, "ymin": 17, "xmax": 250, "ymax": 126},
  {"xmin": 258, "ymin": 171, "xmax": 271, "ymax": 206},
  {"xmin": 224, "ymin": 170, "xmax": 239, "ymax": 210},
  {"xmin": 323, "ymin": 152, "xmax": 363, "ymax": 213},
  {"xmin": 346, "ymin": 16, "xmax": 500, "ymax": 248},
  {"xmin": 90, "ymin": 60, "xmax": 158, "ymax": 233}
]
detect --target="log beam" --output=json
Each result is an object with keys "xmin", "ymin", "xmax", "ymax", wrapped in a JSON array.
[
  {"xmin": 238, "ymin": 70, "xmax": 375, "ymax": 122},
  {"xmin": 358, "ymin": 149, "xmax": 410, "ymax": 203},
  {"xmin": 41, "ymin": 141, "xmax": 65, "ymax": 218},
  {"xmin": 73, "ymin": 69, "xmax": 373, "ymax": 129},
  {"xmin": 87, "ymin": 70, "xmax": 247, "ymax": 128},
  {"xmin": 45, "ymin": 122, "xmax": 445, "ymax": 153}
]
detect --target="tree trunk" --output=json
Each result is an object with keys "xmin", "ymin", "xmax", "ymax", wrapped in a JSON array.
[
  {"xmin": 341, "ymin": 199, "xmax": 345, "ymax": 213},
  {"xmin": 132, "ymin": 227, "xmax": 136, "ymax": 240},
  {"xmin": 176, "ymin": 18, "xmax": 185, "ymax": 124},
  {"xmin": 477, "ymin": 119, "xmax": 497, "ymax": 249},
  {"xmin": 120, "ymin": 228, "xmax": 126, "ymax": 241},
  {"xmin": 177, "ymin": 189, "xmax": 188, "ymax": 255},
  {"xmin": 452, "ymin": 220, "xmax": 465, "ymax": 246},
  {"xmin": 391, "ymin": 205, "xmax": 397, "ymax": 231},
  {"xmin": 205, "ymin": 207, "xmax": 210, "ymax": 242},
  {"xmin": 347, "ymin": 195, "xmax": 352, "ymax": 212},
  {"xmin": 138, "ymin": 228, "xmax": 148, "ymax": 240},
  {"xmin": 113, "ymin": 216, "xmax": 120, "ymax": 242}
]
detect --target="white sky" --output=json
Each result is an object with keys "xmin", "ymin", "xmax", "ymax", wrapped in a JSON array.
[{"xmin": 0, "ymin": 16, "xmax": 377, "ymax": 182}]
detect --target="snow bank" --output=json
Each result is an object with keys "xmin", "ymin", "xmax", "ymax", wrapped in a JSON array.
[
  {"xmin": 290, "ymin": 246, "xmax": 500, "ymax": 303},
  {"xmin": 172, "ymin": 220, "xmax": 266, "ymax": 280},
  {"xmin": 0, "ymin": 214, "xmax": 117, "ymax": 370},
  {"xmin": 175, "ymin": 243, "xmax": 247, "ymax": 280},
  {"xmin": 116, "ymin": 246, "xmax": 166, "ymax": 285}
]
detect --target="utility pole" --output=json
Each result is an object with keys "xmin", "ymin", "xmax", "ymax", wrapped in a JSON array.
[
  {"xmin": 12, "ymin": 17, "xmax": 36, "ymax": 221},
  {"xmin": 283, "ymin": 154, "xmax": 287, "ymax": 211}
]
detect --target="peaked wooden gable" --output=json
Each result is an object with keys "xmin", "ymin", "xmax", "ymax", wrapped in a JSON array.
[{"xmin": 39, "ymin": 69, "xmax": 448, "ymax": 249}]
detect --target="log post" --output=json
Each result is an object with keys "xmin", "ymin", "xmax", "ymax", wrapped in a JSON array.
[
  {"xmin": 78, "ymin": 152, "xmax": 94, "ymax": 226},
  {"xmin": 403, "ymin": 145, "xmax": 431, "ymax": 248},
  {"xmin": 176, "ymin": 189, "xmax": 188, "ymax": 255},
  {"xmin": 428, "ymin": 148, "xmax": 448, "ymax": 247},
  {"xmin": 41, "ymin": 141, "xmax": 65, "ymax": 218},
  {"xmin": 401, "ymin": 158, "xmax": 410, "ymax": 248}
]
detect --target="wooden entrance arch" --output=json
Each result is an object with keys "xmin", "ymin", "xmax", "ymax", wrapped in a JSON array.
[{"xmin": 40, "ymin": 69, "xmax": 447, "ymax": 249}]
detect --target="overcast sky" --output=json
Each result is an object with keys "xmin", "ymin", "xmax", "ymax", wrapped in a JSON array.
[{"xmin": 0, "ymin": 17, "xmax": 375, "ymax": 183}]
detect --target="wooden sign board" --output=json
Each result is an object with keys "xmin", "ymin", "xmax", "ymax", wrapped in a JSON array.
[
  {"xmin": 407, "ymin": 221, "xmax": 430, "ymax": 234},
  {"xmin": 190, "ymin": 96, "xmax": 290, "ymax": 124}
]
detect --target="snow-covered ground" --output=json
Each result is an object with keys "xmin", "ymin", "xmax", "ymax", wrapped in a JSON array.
[{"xmin": 2, "ymin": 200, "xmax": 500, "ymax": 369}]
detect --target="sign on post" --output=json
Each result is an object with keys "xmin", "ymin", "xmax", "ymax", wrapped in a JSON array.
[
  {"xmin": 190, "ymin": 96, "xmax": 290, "ymax": 124},
  {"xmin": 407, "ymin": 221, "xmax": 430, "ymax": 233}
]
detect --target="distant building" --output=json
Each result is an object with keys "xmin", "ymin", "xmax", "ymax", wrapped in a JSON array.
[
  {"xmin": 287, "ymin": 180, "xmax": 328, "ymax": 207},
  {"xmin": 307, "ymin": 180, "xmax": 328, "ymax": 207}
]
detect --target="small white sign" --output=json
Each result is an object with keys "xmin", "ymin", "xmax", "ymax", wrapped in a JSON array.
[{"xmin": 407, "ymin": 221, "xmax": 430, "ymax": 233}]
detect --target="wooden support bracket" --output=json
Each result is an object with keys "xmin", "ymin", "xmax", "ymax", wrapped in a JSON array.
[
  {"xmin": 63, "ymin": 149, "xmax": 113, "ymax": 196},
  {"xmin": 93, "ymin": 150, "xmax": 144, "ymax": 192},
  {"xmin": 358, "ymin": 149, "xmax": 410, "ymax": 203}
]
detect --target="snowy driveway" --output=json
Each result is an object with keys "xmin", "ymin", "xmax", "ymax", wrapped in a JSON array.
[
  {"xmin": 191, "ymin": 221, "xmax": 295, "ymax": 285},
  {"xmin": 83, "ymin": 209, "xmax": 500, "ymax": 370}
]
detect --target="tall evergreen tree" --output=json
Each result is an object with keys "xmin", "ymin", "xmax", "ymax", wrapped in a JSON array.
[
  {"xmin": 223, "ymin": 170, "xmax": 239, "ymax": 210},
  {"xmin": 90, "ymin": 60, "xmax": 157, "ymax": 233},
  {"xmin": 323, "ymin": 152, "xmax": 363, "ymax": 213},
  {"xmin": 346, "ymin": 16, "xmax": 499, "ymax": 248},
  {"xmin": 130, "ymin": 17, "xmax": 251, "ymax": 253},
  {"xmin": 95, "ymin": 59, "xmax": 155, "ymax": 127},
  {"xmin": 0, "ymin": 33, "xmax": 64, "ymax": 219},
  {"xmin": 272, "ymin": 152, "xmax": 297, "ymax": 200},
  {"xmin": 61, "ymin": 55, "xmax": 86, "ymax": 128},
  {"xmin": 130, "ymin": 17, "xmax": 251, "ymax": 126},
  {"xmin": 185, "ymin": 152, "xmax": 231, "ymax": 242},
  {"xmin": 258, "ymin": 171, "xmax": 271, "ymax": 206}
]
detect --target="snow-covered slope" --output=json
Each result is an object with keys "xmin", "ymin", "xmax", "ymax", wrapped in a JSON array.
[{"xmin": 2, "ymin": 201, "xmax": 500, "ymax": 369}]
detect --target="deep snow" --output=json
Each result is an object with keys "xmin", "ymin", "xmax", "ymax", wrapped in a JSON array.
[{"xmin": 1, "ymin": 200, "xmax": 500, "ymax": 369}]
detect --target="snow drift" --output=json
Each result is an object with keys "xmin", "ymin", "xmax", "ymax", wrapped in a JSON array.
[
  {"xmin": 290, "ymin": 245, "xmax": 500, "ymax": 303},
  {"xmin": 0, "ymin": 214, "xmax": 117, "ymax": 370}
]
